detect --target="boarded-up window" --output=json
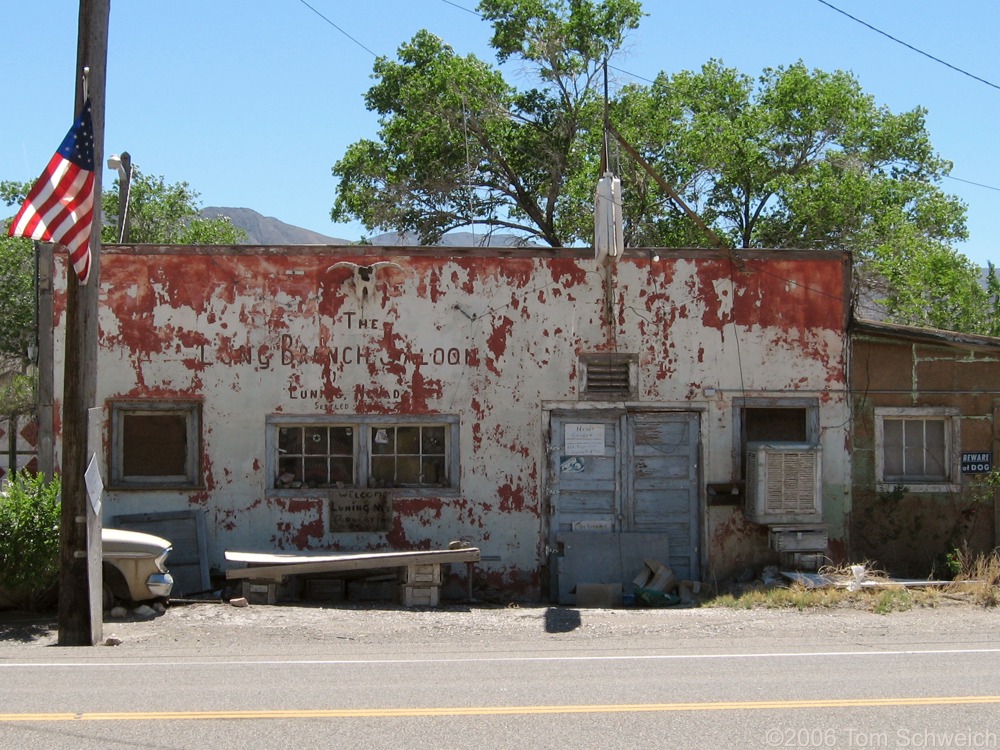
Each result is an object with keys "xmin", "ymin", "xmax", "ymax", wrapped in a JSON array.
[
  {"xmin": 123, "ymin": 413, "xmax": 187, "ymax": 476},
  {"xmin": 110, "ymin": 401, "xmax": 201, "ymax": 488}
]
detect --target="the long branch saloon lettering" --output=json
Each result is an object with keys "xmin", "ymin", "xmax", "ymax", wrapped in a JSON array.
[{"xmin": 196, "ymin": 313, "xmax": 478, "ymax": 400}]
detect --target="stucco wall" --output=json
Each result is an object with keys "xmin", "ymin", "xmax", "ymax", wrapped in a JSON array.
[
  {"xmin": 49, "ymin": 246, "xmax": 851, "ymax": 598},
  {"xmin": 850, "ymin": 332, "xmax": 1000, "ymax": 576}
]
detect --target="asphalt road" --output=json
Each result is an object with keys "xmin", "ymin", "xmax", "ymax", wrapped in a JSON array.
[{"xmin": 2, "ymin": 601, "xmax": 999, "ymax": 749}]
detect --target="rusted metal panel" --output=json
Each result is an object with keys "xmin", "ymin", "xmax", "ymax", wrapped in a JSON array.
[{"xmin": 48, "ymin": 246, "xmax": 852, "ymax": 598}]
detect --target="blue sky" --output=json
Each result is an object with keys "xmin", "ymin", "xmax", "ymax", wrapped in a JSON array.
[{"xmin": 4, "ymin": 1, "xmax": 1000, "ymax": 266}]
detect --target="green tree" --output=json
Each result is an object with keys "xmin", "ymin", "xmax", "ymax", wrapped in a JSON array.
[
  {"xmin": 332, "ymin": 0, "xmax": 642, "ymax": 246},
  {"xmin": 333, "ymin": 4, "xmax": 993, "ymax": 335},
  {"xmin": 0, "ymin": 235, "xmax": 35, "ymax": 365},
  {"xmin": 0, "ymin": 172, "xmax": 247, "ymax": 426},
  {"xmin": 601, "ymin": 60, "xmax": 982, "ymax": 332},
  {"xmin": 0, "ymin": 470, "xmax": 61, "ymax": 611},
  {"xmin": 100, "ymin": 171, "xmax": 245, "ymax": 245}
]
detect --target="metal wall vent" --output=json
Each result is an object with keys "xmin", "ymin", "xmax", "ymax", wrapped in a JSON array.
[{"xmin": 580, "ymin": 353, "xmax": 637, "ymax": 400}]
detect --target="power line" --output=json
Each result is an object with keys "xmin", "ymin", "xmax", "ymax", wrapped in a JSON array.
[
  {"xmin": 300, "ymin": 0, "xmax": 1000, "ymax": 198},
  {"xmin": 295, "ymin": 0, "xmax": 379, "ymax": 58},
  {"xmin": 946, "ymin": 174, "xmax": 1000, "ymax": 194},
  {"xmin": 815, "ymin": 0, "xmax": 1000, "ymax": 92},
  {"xmin": 439, "ymin": 0, "xmax": 481, "ymax": 16}
]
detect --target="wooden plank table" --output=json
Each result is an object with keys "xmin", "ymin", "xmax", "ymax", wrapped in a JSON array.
[{"xmin": 224, "ymin": 547, "xmax": 481, "ymax": 602}]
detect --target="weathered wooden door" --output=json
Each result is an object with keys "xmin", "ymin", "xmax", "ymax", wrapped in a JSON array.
[{"xmin": 547, "ymin": 410, "xmax": 700, "ymax": 603}]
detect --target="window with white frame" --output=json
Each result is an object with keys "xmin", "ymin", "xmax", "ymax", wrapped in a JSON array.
[
  {"xmin": 875, "ymin": 407, "xmax": 960, "ymax": 491},
  {"xmin": 269, "ymin": 415, "xmax": 459, "ymax": 493},
  {"xmin": 109, "ymin": 400, "xmax": 202, "ymax": 489}
]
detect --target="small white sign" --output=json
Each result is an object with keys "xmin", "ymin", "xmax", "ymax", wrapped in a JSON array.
[
  {"xmin": 85, "ymin": 453, "xmax": 103, "ymax": 514},
  {"xmin": 564, "ymin": 423, "xmax": 605, "ymax": 456}
]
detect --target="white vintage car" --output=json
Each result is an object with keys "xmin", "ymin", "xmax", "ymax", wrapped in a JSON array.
[{"xmin": 101, "ymin": 528, "xmax": 174, "ymax": 608}]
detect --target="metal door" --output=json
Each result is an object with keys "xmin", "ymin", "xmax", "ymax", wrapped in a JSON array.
[{"xmin": 547, "ymin": 410, "xmax": 700, "ymax": 603}]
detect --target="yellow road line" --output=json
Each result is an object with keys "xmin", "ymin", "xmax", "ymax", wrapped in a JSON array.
[{"xmin": 2, "ymin": 696, "xmax": 1000, "ymax": 722}]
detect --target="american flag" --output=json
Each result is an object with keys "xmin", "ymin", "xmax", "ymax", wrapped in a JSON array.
[{"xmin": 7, "ymin": 99, "xmax": 96, "ymax": 284}]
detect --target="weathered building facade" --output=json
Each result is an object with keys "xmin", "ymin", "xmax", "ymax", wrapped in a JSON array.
[
  {"xmin": 849, "ymin": 320, "xmax": 1000, "ymax": 576},
  {"xmin": 48, "ymin": 245, "xmax": 853, "ymax": 600}
]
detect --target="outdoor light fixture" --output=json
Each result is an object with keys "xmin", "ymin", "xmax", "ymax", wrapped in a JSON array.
[{"xmin": 106, "ymin": 151, "xmax": 133, "ymax": 242}]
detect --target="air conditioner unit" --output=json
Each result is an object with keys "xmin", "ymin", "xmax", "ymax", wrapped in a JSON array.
[{"xmin": 745, "ymin": 442, "xmax": 822, "ymax": 524}]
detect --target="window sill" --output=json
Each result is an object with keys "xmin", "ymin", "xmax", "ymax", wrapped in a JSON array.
[
  {"xmin": 107, "ymin": 484, "xmax": 204, "ymax": 492},
  {"xmin": 267, "ymin": 487, "xmax": 461, "ymax": 499},
  {"xmin": 876, "ymin": 482, "xmax": 961, "ymax": 494}
]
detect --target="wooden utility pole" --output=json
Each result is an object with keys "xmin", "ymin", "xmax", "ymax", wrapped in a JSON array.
[{"xmin": 58, "ymin": 0, "xmax": 109, "ymax": 647}]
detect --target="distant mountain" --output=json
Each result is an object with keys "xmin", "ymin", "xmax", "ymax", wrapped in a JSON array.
[
  {"xmin": 199, "ymin": 207, "xmax": 537, "ymax": 248},
  {"xmin": 366, "ymin": 230, "xmax": 539, "ymax": 248},
  {"xmin": 200, "ymin": 207, "xmax": 348, "ymax": 245}
]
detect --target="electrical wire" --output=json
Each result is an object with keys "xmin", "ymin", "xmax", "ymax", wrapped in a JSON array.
[
  {"xmin": 814, "ymin": 0, "xmax": 1000, "ymax": 93},
  {"xmin": 295, "ymin": 0, "xmax": 379, "ymax": 58}
]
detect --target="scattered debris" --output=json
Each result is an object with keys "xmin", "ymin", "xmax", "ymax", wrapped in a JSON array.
[
  {"xmin": 782, "ymin": 563, "xmax": 957, "ymax": 590},
  {"xmin": 104, "ymin": 636, "xmax": 122, "ymax": 646},
  {"xmin": 629, "ymin": 559, "xmax": 704, "ymax": 608},
  {"xmin": 229, "ymin": 597, "xmax": 249, "ymax": 608},
  {"xmin": 133, "ymin": 605, "xmax": 158, "ymax": 620}
]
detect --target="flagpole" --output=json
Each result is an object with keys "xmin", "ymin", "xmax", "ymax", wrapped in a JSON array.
[{"xmin": 58, "ymin": 0, "xmax": 108, "ymax": 647}]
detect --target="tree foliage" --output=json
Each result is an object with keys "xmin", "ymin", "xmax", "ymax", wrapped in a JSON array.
[
  {"xmin": 332, "ymin": 0, "xmax": 997, "ymax": 335},
  {"xmin": 0, "ymin": 470, "xmax": 61, "ymax": 611},
  {"xmin": 332, "ymin": 0, "xmax": 642, "ymax": 246},
  {"xmin": 100, "ymin": 171, "xmax": 246, "ymax": 245},
  {"xmin": 0, "ymin": 235, "xmax": 35, "ymax": 365},
  {"xmin": 0, "ymin": 173, "xmax": 246, "ymax": 373}
]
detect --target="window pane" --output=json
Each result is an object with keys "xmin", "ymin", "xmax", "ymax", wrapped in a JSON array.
[
  {"xmin": 903, "ymin": 420, "xmax": 924, "ymax": 475},
  {"xmin": 370, "ymin": 455, "xmax": 394, "ymax": 486},
  {"xmin": 278, "ymin": 426, "xmax": 302, "ymax": 455},
  {"xmin": 423, "ymin": 426, "xmax": 446, "ymax": 455},
  {"xmin": 372, "ymin": 427, "xmax": 394, "ymax": 455},
  {"xmin": 304, "ymin": 426, "xmax": 328, "ymax": 455},
  {"xmin": 397, "ymin": 426, "xmax": 420, "ymax": 454},
  {"xmin": 123, "ymin": 413, "xmax": 186, "ymax": 476},
  {"xmin": 278, "ymin": 456, "xmax": 302, "ymax": 484},
  {"xmin": 396, "ymin": 455, "xmax": 421, "ymax": 484},
  {"xmin": 330, "ymin": 427, "xmax": 354, "ymax": 454},
  {"xmin": 422, "ymin": 456, "xmax": 446, "ymax": 485},
  {"xmin": 303, "ymin": 457, "xmax": 328, "ymax": 487},
  {"xmin": 329, "ymin": 457, "xmax": 354, "ymax": 485},
  {"xmin": 883, "ymin": 420, "xmax": 904, "ymax": 477},
  {"xmin": 925, "ymin": 420, "xmax": 947, "ymax": 478}
]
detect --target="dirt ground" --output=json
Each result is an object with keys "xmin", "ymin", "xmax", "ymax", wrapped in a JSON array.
[{"xmin": 2, "ymin": 593, "xmax": 998, "ymax": 655}]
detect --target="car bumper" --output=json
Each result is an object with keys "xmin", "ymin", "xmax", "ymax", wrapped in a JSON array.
[{"xmin": 146, "ymin": 572, "xmax": 174, "ymax": 598}]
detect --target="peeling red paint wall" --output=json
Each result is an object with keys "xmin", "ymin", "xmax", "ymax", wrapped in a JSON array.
[{"xmin": 49, "ymin": 246, "xmax": 851, "ymax": 599}]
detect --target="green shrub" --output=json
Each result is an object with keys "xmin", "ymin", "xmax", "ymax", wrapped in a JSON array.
[{"xmin": 0, "ymin": 471, "xmax": 61, "ymax": 610}]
